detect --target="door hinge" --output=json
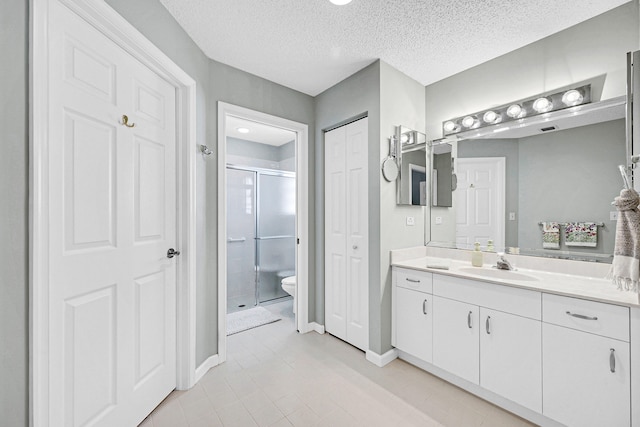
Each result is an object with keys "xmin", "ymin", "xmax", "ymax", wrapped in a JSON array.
[{"xmin": 297, "ymin": 238, "xmax": 300, "ymax": 244}]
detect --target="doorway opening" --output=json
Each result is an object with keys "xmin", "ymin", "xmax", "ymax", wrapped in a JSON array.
[
  {"xmin": 217, "ymin": 102, "xmax": 309, "ymax": 363},
  {"xmin": 226, "ymin": 120, "xmax": 297, "ymax": 313}
]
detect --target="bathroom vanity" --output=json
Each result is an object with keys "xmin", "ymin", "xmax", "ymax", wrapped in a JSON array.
[{"xmin": 391, "ymin": 248, "xmax": 640, "ymax": 427}]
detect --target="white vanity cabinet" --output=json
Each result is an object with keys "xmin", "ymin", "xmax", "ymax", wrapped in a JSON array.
[
  {"xmin": 542, "ymin": 294, "xmax": 631, "ymax": 427},
  {"xmin": 432, "ymin": 295, "xmax": 480, "ymax": 384},
  {"xmin": 392, "ymin": 268, "xmax": 433, "ymax": 362},
  {"xmin": 479, "ymin": 307, "xmax": 542, "ymax": 412},
  {"xmin": 432, "ymin": 274, "xmax": 542, "ymax": 412},
  {"xmin": 391, "ymin": 264, "xmax": 638, "ymax": 426}
]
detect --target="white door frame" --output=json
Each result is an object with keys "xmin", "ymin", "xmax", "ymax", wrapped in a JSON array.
[
  {"xmin": 217, "ymin": 102, "xmax": 310, "ymax": 363},
  {"xmin": 30, "ymin": 0, "xmax": 198, "ymax": 425}
]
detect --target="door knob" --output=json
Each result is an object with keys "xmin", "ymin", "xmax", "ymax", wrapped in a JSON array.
[
  {"xmin": 353, "ymin": 245, "xmax": 358, "ymax": 250},
  {"xmin": 167, "ymin": 248, "xmax": 181, "ymax": 259}
]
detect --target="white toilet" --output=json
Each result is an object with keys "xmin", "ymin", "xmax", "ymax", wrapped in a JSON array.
[{"xmin": 281, "ymin": 276, "xmax": 296, "ymax": 313}]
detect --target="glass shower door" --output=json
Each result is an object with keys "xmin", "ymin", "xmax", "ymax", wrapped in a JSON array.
[
  {"xmin": 256, "ymin": 173, "xmax": 296, "ymax": 303},
  {"xmin": 226, "ymin": 168, "xmax": 257, "ymax": 312}
]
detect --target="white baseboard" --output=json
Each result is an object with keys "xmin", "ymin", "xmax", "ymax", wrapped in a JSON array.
[
  {"xmin": 366, "ymin": 348, "xmax": 398, "ymax": 367},
  {"xmin": 194, "ymin": 354, "xmax": 220, "ymax": 384},
  {"xmin": 306, "ymin": 322, "xmax": 325, "ymax": 334}
]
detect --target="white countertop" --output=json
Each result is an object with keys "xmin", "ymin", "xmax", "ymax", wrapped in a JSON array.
[{"xmin": 392, "ymin": 256, "xmax": 640, "ymax": 308}]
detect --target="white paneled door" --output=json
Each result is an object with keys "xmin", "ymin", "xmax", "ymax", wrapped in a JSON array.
[
  {"xmin": 325, "ymin": 118, "xmax": 369, "ymax": 351},
  {"xmin": 455, "ymin": 157, "xmax": 505, "ymax": 250},
  {"xmin": 48, "ymin": 2, "xmax": 177, "ymax": 425}
]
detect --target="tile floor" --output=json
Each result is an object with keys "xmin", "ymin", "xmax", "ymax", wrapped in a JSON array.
[{"xmin": 141, "ymin": 300, "xmax": 536, "ymax": 427}]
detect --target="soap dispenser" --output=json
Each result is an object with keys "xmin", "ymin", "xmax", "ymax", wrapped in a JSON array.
[
  {"xmin": 471, "ymin": 242, "xmax": 483, "ymax": 267},
  {"xmin": 486, "ymin": 239, "xmax": 495, "ymax": 252}
]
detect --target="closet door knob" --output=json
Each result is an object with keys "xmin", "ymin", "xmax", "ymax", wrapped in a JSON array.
[
  {"xmin": 352, "ymin": 245, "xmax": 358, "ymax": 250},
  {"xmin": 167, "ymin": 248, "xmax": 181, "ymax": 259}
]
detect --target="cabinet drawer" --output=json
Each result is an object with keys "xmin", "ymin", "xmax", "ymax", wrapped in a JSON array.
[
  {"xmin": 542, "ymin": 294, "xmax": 629, "ymax": 342},
  {"xmin": 433, "ymin": 274, "xmax": 541, "ymax": 320},
  {"xmin": 395, "ymin": 268, "xmax": 432, "ymax": 293}
]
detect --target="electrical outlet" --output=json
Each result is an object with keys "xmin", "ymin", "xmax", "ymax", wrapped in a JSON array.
[
  {"xmin": 406, "ymin": 216, "xmax": 415, "ymax": 226},
  {"xmin": 509, "ymin": 212, "xmax": 516, "ymax": 221},
  {"xmin": 435, "ymin": 216, "xmax": 443, "ymax": 225},
  {"xmin": 610, "ymin": 211, "xmax": 619, "ymax": 221}
]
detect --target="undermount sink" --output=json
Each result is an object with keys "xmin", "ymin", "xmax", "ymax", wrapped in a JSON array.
[{"xmin": 458, "ymin": 267, "xmax": 539, "ymax": 282}]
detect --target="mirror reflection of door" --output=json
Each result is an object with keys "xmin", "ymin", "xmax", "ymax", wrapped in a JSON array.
[
  {"xmin": 410, "ymin": 164, "xmax": 427, "ymax": 205},
  {"xmin": 455, "ymin": 157, "xmax": 506, "ymax": 250}
]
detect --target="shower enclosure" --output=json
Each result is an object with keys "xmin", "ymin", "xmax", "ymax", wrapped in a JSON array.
[{"xmin": 226, "ymin": 165, "xmax": 296, "ymax": 312}]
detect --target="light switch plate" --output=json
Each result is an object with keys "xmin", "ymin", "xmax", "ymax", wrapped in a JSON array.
[
  {"xmin": 406, "ymin": 216, "xmax": 415, "ymax": 226},
  {"xmin": 435, "ymin": 216, "xmax": 443, "ymax": 225},
  {"xmin": 610, "ymin": 211, "xmax": 619, "ymax": 221},
  {"xmin": 509, "ymin": 212, "xmax": 516, "ymax": 221}
]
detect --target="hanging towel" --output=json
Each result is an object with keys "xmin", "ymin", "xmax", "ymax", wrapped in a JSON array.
[
  {"xmin": 542, "ymin": 222, "xmax": 560, "ymax": 249},
  {"xmin": 565, "ymin": 222, "xmax": 598, "ymax": 247},
  {"xmin": 608, "ymin": 188, "xmax": 640, "ymax": 293}
]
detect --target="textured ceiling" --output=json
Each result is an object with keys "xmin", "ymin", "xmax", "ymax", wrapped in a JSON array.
[{"xmin": 159, "ymin": 0, "xmax": 630, "ymax": 96}]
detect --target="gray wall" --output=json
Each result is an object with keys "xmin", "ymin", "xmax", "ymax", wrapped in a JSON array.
[
  {"xmin": 378, "ymin": 61, "xmax": 426, "ymax": 354},
  {"xmin": 458, "ymin": 139, "xmax": 520, "ymax": 248},
  {"xmin": 107, "ymin": 0, "xmax": 315, "ymax": 366},
  {"xmin": 0, "ymin": 0, "xmax": 28, "ymax": 425},
  {"xmin": 518, "ymin": 120, "xmax": 625, "ymax": 254},
  {"xmin": 314, "ymin": 61, "xmax": 381, "ymax": 327},
  {"xmin": 206, "ymin": 59, "xmax": 315, "ymax": 359},
  {"xmin": 425, "ymin": 1, "xmax": 639, "ymax": 249}
]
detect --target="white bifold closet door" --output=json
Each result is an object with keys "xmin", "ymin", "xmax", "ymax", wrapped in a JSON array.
[
  {"xmin": 324, "ymin": 117, "xmax": 369, "ymax": 351},
  {"xmin": 47, "ymin": 2, "xmax": 178, "ymax": 426}
]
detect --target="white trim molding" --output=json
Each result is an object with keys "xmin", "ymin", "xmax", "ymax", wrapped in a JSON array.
[
  {"xmin": 308, "ymin": 322, "xmax": 326, "ymax": 334},
  {"xmin": 217, "ymin": 102, "xmax": 310, "ymax": 363},
  {"xmin": 30, "ymin": 0, "xmax": 198, "ymax": 425},
  {"xmin": 366, "ymin": 349, "xmax": 399, "ymax": 367},
  {"xmin": 194, "ymin": 355, "xmax": 220, "ymax": 384}
]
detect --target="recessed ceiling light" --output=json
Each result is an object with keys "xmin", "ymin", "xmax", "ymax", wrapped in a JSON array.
[
  {"xmin": 236, "ymin": 127, "xmax": 250, "ymax": 134},
  {"xmin": 329, "ymin": 0, "xmax": 352, "ymax": 5}
]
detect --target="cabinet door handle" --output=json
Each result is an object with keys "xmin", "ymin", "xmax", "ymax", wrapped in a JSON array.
[
  {"xmin": 422, "ymin": 299, "xmax": 428, "ymax": 315},
  {"xmin": 467, "ymin": 311, "xmax": 473, "ymax": 329},
  {"xmin": 566, "ymin": 311, "xmax": 598, "ymax": 321},
  {"xmin": 405, "ymin": 278, "xmax": 420, "ymax": 283},
  {"xmin": 610, "ymin": 348, "xmax": 616, "ymax": 373},
  {"xmin": 485, "ymin": 316, "xmax": 491, "ymax": 334}
]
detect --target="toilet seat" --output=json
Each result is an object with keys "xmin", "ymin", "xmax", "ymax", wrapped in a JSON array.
[{"xmin": 281, "ymin": 276, "xmax": 296, "ymax": 313}]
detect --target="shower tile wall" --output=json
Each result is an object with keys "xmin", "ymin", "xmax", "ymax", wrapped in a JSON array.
[{"xmin": 227, "ymin": 137, "xmax": 295, "ymax": 172}]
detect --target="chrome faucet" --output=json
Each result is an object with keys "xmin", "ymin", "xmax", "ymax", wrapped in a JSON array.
[{"xmin": 496, "ymin": 252, "xmax": 514, "ymax": 270}]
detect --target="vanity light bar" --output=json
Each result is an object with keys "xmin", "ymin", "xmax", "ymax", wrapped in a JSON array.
[{"xmin": 442, "ymin": 85, "xmax": 591, "ymax": 137}]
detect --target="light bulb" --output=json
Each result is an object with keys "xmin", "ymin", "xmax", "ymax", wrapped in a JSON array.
[
  {"xmin": 329, "ymin": 0, "xmax": 352, "ymax": 4},
  {"xmin": 443, "ymin": 121, "xmax": 457, "ymax": 133},
  {"xmin": 562, "ymin": 89, "xmax": 583, "ymax": 106},
  {"xmin": 461, "ymin": 116, "xmax": 476, "ymax": 128},
  {"xmin": 532, "ymin": 97, "xmax": 553, "ymax": 113},
  {"xmin": 237, "ymin": 127, "xmax": 250, "ymax": 134},
  {"xmin": 483, "ymin": 110, "xmax": 499, "ymax": 124},
  {"xmin": 506, "ymin": 104, "xmax": 523, "ymax": 118}
]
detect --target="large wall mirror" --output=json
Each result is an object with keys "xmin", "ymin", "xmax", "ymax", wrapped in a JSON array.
[{"xmin": 428, "ymin": 97, "xmax": 626, "ymax": 263}]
